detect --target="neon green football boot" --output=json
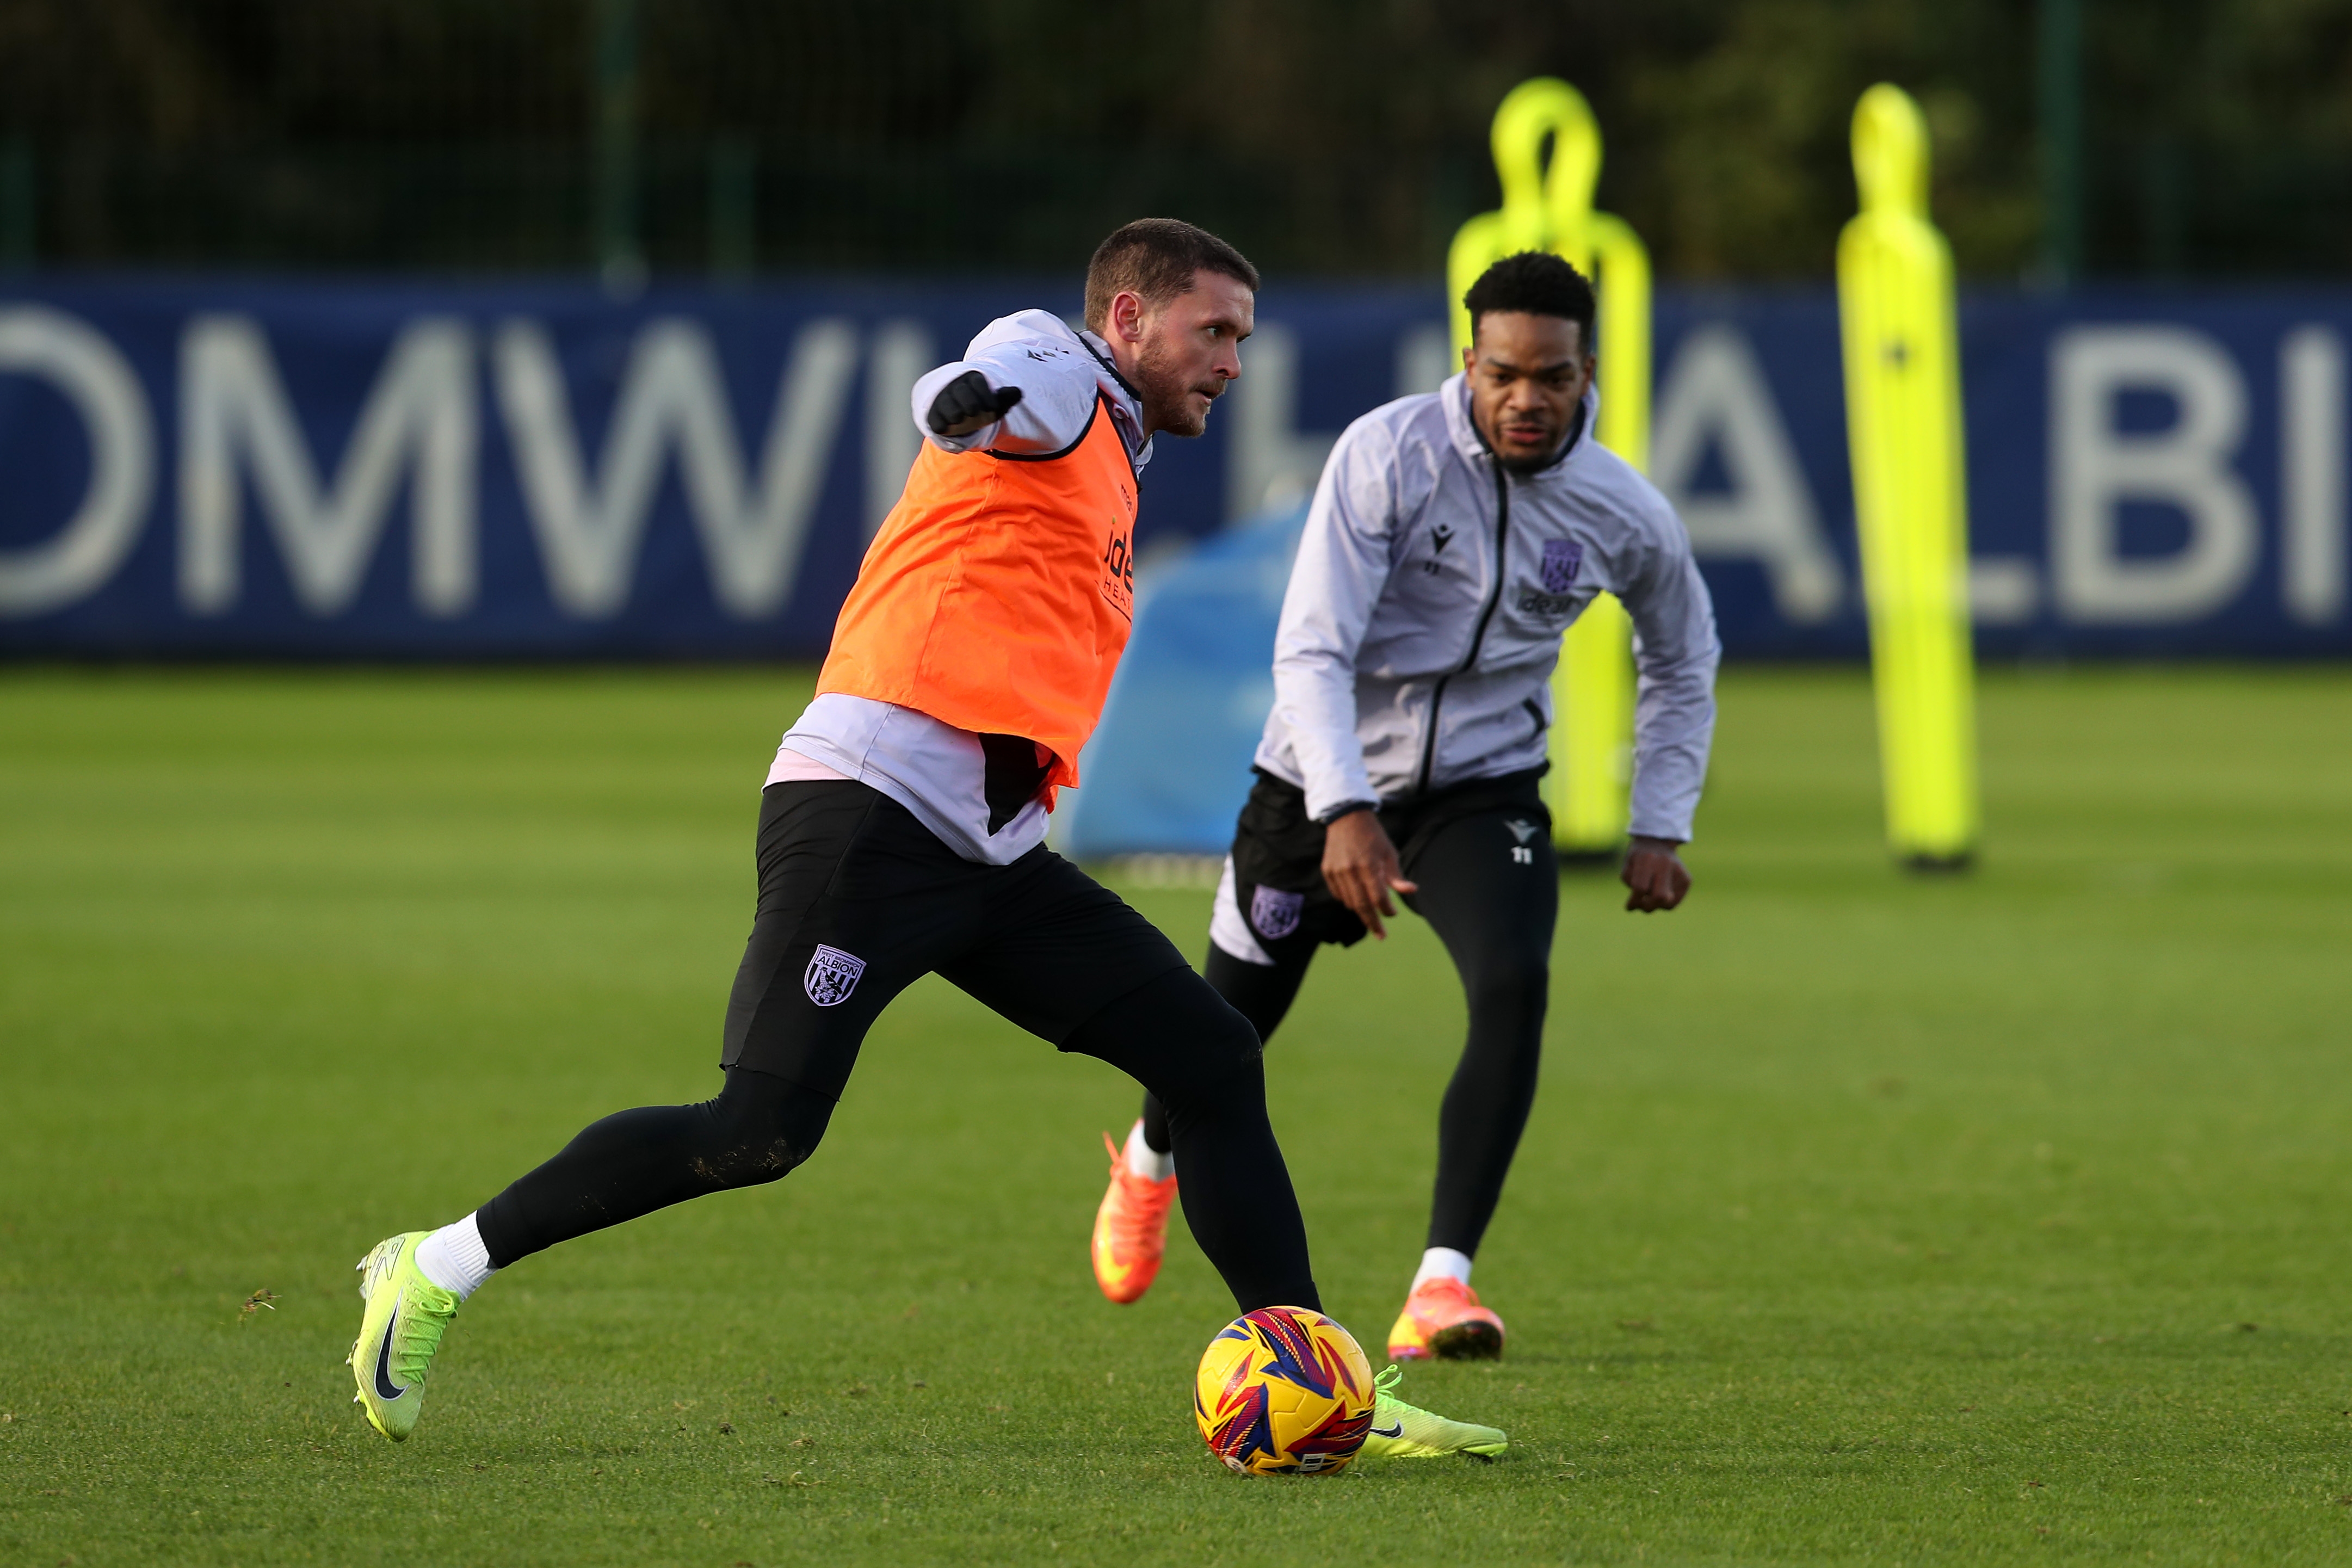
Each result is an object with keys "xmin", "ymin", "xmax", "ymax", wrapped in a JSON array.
[
  {"xmin": 348, "ymin": 1232, "xmax": 460, "ymax": 1441},
  {"xmin": 1355, "ymin": 1364, "xmax": 1509, "ymax": 1461}
]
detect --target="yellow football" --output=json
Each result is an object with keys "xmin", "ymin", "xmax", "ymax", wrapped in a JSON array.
[{"xmin": 1194, "ymin": 1305, "xmax": 1375, "ymax": 1475}]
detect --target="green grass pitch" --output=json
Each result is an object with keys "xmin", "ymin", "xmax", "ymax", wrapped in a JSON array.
[{"xmin": 4, "ymin": 664, "xmax": 2352, "ymax": 1566}]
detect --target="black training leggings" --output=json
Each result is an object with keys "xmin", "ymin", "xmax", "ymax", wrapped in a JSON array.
[
  {"xmin": 1143, "ymin": 806, "xmax": 1556, "ymax": 1258},
  {"xmin": 474, "ymin": 781, "xmax": 1319, "ymax": 1313},
  {"xmin": 475, "ymin": 1065, "xmax": 833, "ymax": 1269},
  {"xmin": 477, "ymin": 968, "xmax": 1318, "ymax": 1313},
  {"xmin": 1065, "ymin": 967, "xmax": 1316, "ymax": 1312}
]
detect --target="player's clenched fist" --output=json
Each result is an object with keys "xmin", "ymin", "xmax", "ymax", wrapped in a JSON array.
[
  {"xmin": 926, "ymin": 369, "xmax": 1025, "ymax": 436},
  {"xmin": 1620, "ymin": 835, "xmax": 1690, "ymax": 913}
]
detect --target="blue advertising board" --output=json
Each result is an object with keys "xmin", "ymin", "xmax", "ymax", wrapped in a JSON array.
[{"xmin": 2, "ymin": 276, "xmax": 2349, "ymax": 659}]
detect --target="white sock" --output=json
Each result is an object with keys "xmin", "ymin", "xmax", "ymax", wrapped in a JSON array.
[
  {"xmin": 1123, "ymin": 1120, "xmax": 1175, "ymax": 1183},
  {"xmin": 1411, "ymin": 1246, "xmax": 1473, "ymax": 1290},
  {"xmin": 413, "ymin": 1213, "xmax": 497, "ymax": 1301}
]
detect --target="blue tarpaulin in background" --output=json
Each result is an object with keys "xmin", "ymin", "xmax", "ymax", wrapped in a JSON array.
[{"xmin": 1059, "ymin": 503, "xmax": 1305, "ymax": 859}]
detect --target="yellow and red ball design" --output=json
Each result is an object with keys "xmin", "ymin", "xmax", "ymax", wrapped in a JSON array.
[{"xmin": 1194, "ymin": 1306, "xmax": 1375, "ymax": 1475}]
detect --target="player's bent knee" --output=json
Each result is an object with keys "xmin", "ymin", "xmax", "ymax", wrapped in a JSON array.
[
  {"xmin": 693, "ymin": 1137, "xmax": 810, "ymax": 1190},
  {"xmin": 1153, "ymin": 1010, "xmax": 1267, "ymax": 1117},
  {"xmin": 1072, "ymin": 966, "xmax": 1265, "ymax": 1118},
  {"xmin": 1200, "ymin": 996, "xmax": 1264, "ymax": 1063},
  {"xmin": 1466, "ymin": 958, "xmax": 1550, "ymax": 1016},
  {"xmin": 701, "ymin": 1069, "xmax": 836, "ymax": 1190}
]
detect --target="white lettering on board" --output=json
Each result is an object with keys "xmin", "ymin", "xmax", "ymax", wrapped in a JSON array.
[
  {"xmin": 494, "ymin": 316, "xmax": 857, "ymax": 619},
  {"xmin": 179, "ymin": 314, "xmax": 475, "ymax": 616},
  {"xmin": 0, "ymin": 306, "xmax": 155, "ymax": 617},
  {"xmin": 2049, "ymin": 325, "xmax": 2258, "ymax": 624}
]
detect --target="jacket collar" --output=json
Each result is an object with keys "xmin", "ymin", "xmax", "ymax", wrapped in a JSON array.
[
  {"xmin": 1078, "ymin": 328, "xmax": 1153, "ymax": 469},
  {"xmin": 1441, "ymin": 372, "xmax": 1599, "ymax": 480}
]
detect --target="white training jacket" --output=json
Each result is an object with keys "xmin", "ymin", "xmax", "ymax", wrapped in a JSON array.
[
  {"xmin": 769, "ymin": 311, "xmax": 1150, "ymax": 864},
  {"xmin": 1254, "ymin": 374, "xmax": 1721, "ymax": 843}
]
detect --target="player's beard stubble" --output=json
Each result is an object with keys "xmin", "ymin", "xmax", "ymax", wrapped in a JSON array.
[{"xmin": 1134, "ymin": 334, "xmax": 1225, "ymax": 439}]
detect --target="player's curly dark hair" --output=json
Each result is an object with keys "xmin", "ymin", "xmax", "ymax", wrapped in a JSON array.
[{"xmin": 1463, "ymin": 252, "xmax": 1597, "ymax": 349}]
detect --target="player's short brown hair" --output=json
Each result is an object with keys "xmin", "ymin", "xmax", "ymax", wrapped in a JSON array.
[{"xmin": 1084, "ymin": 219, "xmax": 1260, "ymax": 332}]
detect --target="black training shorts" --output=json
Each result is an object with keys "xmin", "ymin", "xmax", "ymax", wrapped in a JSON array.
[
  {"xmin": 720, "ymin": 781, "xmax": 1192, "ymax": 1100},
  {"xmin": 1226, "ymin": 767, "xmax": 1552, "ymax": 959}
]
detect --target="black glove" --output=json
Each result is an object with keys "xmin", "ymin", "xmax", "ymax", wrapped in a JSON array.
[{"xmin": 925, "ymin": 370, "xmax": 1024, "ymax": 435}]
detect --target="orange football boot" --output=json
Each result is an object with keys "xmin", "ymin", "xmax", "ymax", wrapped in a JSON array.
[
  {"xmin": 1385, "ymin": 1275, "xmax": 1505, "ymax": 1361},
  {"xmin": 1090, "ymin": 1126, "xmax": 1177, "ymax": 1304}
]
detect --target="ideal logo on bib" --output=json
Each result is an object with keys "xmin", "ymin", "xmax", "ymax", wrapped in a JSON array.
[{"xmin": 804, "ymin": 944, "xmax": 867, "ymax": 1007}]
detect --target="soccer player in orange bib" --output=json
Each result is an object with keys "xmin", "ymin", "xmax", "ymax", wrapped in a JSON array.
[{"xmin": 343, "ymin": 219, "xmax": 1504, "ymax": 1461}]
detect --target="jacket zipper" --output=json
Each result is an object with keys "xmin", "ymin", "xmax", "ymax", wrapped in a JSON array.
[{"xmin": 1414, "ymin": 455, "xmax": 1513, "ymax": 794}]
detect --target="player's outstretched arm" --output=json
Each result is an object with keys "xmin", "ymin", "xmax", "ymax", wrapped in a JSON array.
[
  {"xmin": 1621, "ymin": 835, "xmax": 1690, "ymax": 912},
  {"xmin": 911, "ymin": 312, "xmax": 1108, "ymax": 456},
  {"xmin": 925, "ymin": 369, "xmax": 1024, "ymax": 437}
]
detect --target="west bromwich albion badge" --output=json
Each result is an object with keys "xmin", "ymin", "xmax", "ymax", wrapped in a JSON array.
[{"xmin": 804, "ymin": 943, "xmax": 867, "ymax": 1007}]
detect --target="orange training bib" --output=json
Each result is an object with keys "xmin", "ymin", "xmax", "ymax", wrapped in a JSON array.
[{"xmin": 816, "ymin": 393, "xmax": 1139, "ymax": 799}]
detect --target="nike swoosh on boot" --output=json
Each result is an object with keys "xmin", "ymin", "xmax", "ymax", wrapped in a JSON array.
[{"xmin": 373, "ymin": 1304, "xmax": 407, "ymax": 1402}]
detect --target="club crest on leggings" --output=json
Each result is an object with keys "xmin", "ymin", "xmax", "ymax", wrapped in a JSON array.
[
  {"xmin": 804, "ymin": 944, "xmax": 867, "ymax": 1007},
  {"xmin": 1250, "ymin": 885, "xmax": 1304, "ymax": 941}
]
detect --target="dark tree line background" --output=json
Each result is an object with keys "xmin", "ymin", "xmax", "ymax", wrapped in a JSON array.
[{"xmin": 3, "ymin": 0, "xmax": 2351, "ymax": 280}]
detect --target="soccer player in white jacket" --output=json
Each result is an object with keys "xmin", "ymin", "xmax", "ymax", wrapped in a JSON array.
[{"xmin": 1091, "ymin": 252, "xmax": 1721, "ymax": 1363}]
